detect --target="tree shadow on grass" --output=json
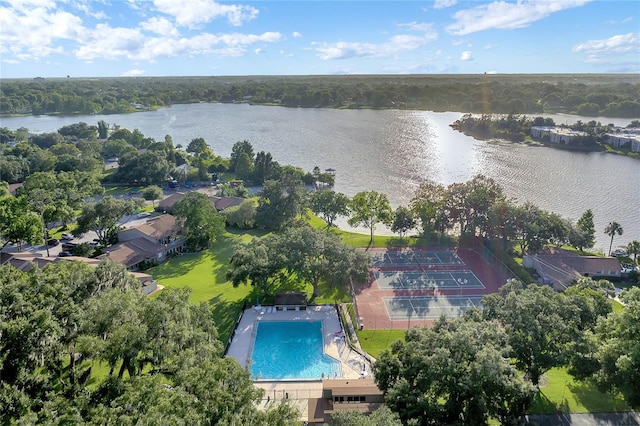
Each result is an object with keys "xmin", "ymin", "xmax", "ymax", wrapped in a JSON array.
[
  {"xmin": 528, "ymin": 391, "xmax": 560, "ymax": 415},
  {"xmin": 149, "ymin": 252, "xmax": 209, "ymax": 280},
  {"xmin": 209, "ymin": 295, "xmax": 246, "ymax": 346},
  {"xmin": 566, "ymin": 379, "xmax": 631, "ymax": 413}
]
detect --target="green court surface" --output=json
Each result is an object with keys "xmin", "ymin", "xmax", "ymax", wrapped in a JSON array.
[
  {"xmin": 383, "ymin": 296, "xmax": 484, "ymax": 320},
  {"xmin": 370, "ymin": 250, "xmax": 464, "ymax": 267},
  {"xmin": 374, "ymin": 270, "xmax": 485, "ymax": 290}
]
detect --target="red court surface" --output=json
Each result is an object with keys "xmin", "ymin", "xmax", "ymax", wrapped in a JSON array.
[{"xmin": 353, "ymin": 246, "xmax": 511, "ymax": 330}]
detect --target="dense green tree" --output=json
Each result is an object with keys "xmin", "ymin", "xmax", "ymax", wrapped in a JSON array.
[
  {"xmin": 102, "ymin": 138, "xmax": 133, "ymax": 159},
  {"xmin": 307, "ymin": 190, "xmax": 350, "ymax": 228},
  {"xmin": 328, "ymin": 405, "xmax": 402, "ymax": 426},
  {"xmin": 574, "ymin": 209, "xmax": 596, "ymax": 250},
  {"xmin": 627, "ymin": 240, "xmax": 640, "ymax": 263},
  {"xmin": 409, "ymin": 182, "xmax": 448, "ymax": 238},
  {"xmin": 348, "ymin": 190, "xmax": 393, "ymax": 243},
  {"xmin": 0, "ymin": 195, "xmax": 43, "ymax": 250},
  {"xmin": 57, "ymin": 122, "xmax": 97, "ymax": 140},
  {"xmin": 575, "ymin": 288, "xmax": 640, "ymax": 406},
  {"xmin": 604, "ymin": 221, "xmax": 624, "ymax": 256},
  {"xmin": 279, "ymin": 225, "xmax": 369, "ymax": 298},
  {"xmin": 482, "ymin": 281, "xmax": 589, "ymax": 386},
  {"xmin": 253, "ymin": 150, "xmax": 279, "ymax": 184},
  {"xmin": 235, "ymin": 152, "xmax": 255, "ymax": 182},
  {"xmin": 186, "ymin": 137, "xmax": 208, "ymax": 155},
  {"xmin": 97, "ymin": 120, "xmax": 109, "ymax": 139},
  {"xmin": 227, "ymin": 235, "xmax": 287, "ymax": 296},
  {"xmin": 141, "ymin": 185, "xmax": 163, "ymax": 207},
  {"xmin": 75, "ymin": 196, "xmax": 139, "ymax": 243},
  {"xmin": 255, "ymin": 171, "xmax": 305, "ymax": 230},
  {"xmin": 390, "ymin": 206, "xmax": 416, "ymax": 239},
  {"xmin": 222, "ymin": 198, "xmax": 257, "ymax": 229},
  {"xmin": 229, "ymin": 140, "xmax": 255, "ymax": 172},
  {"xmin": 30, "ymin": 132, "xmax": 63, "ymax": 149},
  {"xmin": 374, "ymin": 317, "xmax": 534, "ymax": 425},
  {"xmin": 173, "ymin": 192, "xmax": 225, "ymax": 251},
  {"xmin": 113, "ymin": 150, "xmax": 172, "ymax": 184}
]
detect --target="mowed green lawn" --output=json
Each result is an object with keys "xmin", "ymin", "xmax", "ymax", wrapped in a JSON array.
[
  {"xmin": 148, "ymin": 231, "xmax": 260, "ymax": 344},
  {"xmin": 530, "ymin": 367, "xmax": 632, "ymax": 413},
  {"xmin": 148, "ymin": 227, "xmax": 352, "ymax": 344}
]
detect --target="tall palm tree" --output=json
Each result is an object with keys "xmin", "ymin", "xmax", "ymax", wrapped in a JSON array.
[
  {"xmin": 627, "ymin": 240, "xmax": 640, "ymax": 263},
  {"xmin": 604, "ymin": 221, "xmax": 623, "ymax": 256}
]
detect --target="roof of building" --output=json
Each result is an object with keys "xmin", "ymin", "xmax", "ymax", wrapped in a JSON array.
[
  {"xmin": 212, "ymin": 196, "xmax": 245, "ymax": 211},
  {"xmin": 98, "ymin": 237, "xmax": 164, "ymax": 268},
  {"xmin": 527, "ymin": 247, "xmax": 621, "ymax": 289},
  {"xmin": 158, "ymin": 192, "xmax": 186, "ymax": 210},
  {"xmin": 322, "ymin": 379, "xmax": 383, "ymax": 396},
  {"xmin": 134, "ymin": 214, "xmax": 179, "ymax": 239}
]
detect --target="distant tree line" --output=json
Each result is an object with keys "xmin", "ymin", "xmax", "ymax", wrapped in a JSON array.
[{"xmin": 2, "ymin": 74, "xmax": 640, "ymax": 117}]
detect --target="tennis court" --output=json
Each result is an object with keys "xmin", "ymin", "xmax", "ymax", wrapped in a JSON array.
[
  {"xmin": 383, "ymin": 296, "xmax": 484, "ymax": 321},
  {"xmin": 374, "ymin": 270, "xmax": 485, "ymax": 290},
  {"xmin": 370, "ymin": 249, "xmax": 464, "ymax": 268}
]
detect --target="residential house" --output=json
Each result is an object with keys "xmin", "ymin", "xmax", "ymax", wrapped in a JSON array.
[
  {"xmin": 523, "ymin": 247, "xmax": 621, "ymax": 291},
  {"xmin": 212, "ymin": 196, "xmax": 244, "ymax": 212},
  {"xmin": 118, "ymin": 214, "xmax": 185, "ymax": 255},
  {"xmin": 308, "ymin": 379, "xmax": 385, "ymax": 424},
  {"xmin": 97, "ymin": 238, "xmax": 165, "ymax": 271},
  {"xmin": 158, "ymin": 192, "xmax": 186, "ymax": 213}
]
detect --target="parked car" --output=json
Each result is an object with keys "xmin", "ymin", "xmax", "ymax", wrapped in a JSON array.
[
  {"xmin": 137, "ymin": 212, "xmax": 151, "ymax": 218},
  {"xmin": 46, "ymin": 238, "xmax": 59, "ymax": 246},
  {"xmin": 58, "ymin": 251, "xmax": 73, "ymax": 257},
  {"xmin": 61, "ymin": 242, "xmax": 77, "ymax": 251},
  {"xmin": 61, "ymin": 233, "xmax": 74, "ymax": 240},
  {"xmin": 611, "ymin": 249, "xmax": 628, "ymax": 257}
]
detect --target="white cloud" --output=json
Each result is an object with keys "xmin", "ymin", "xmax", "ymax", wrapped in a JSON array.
[
  {"xmin": 451, "ymin": 39, "xmax": 463, "ymax": 46},
  {"xmin": 460, "ymin": 51, "xmax": 473, "ymax": 61},
  {"xmin": 397, "ymin": 22, "xmax": 435, "ymax": 32},
  {"xmin": 141, "ymin": 17, "xmax": 180, "ymax": 36},
  {"xmin": 434, "ymin": 0, "xmax": 457, "ymax": 10},
  {"xmin": 74, "ymin": 24, "xmax": 282, "ymax": 61},
  {"xmin": 254, "ymin": 47, "xmax": 263, "ymax": 54},
  {"xmin": 152, "ymin": 0, "xmax": 258, "ymax": 28},
  {"xmin": 446, "ymin": 0, "xmax": 592, "ymax": 35},
  {"xmin": 486, "ymin": 70, "xmax": 498, "ymax": 74},
  {"xmin": 483, "ymin": 43, "xmax": 497, "ymax": 50},
  {"xmin": 292, "ymin": 31, "xmax": 303, "ymax": 38},
  {"xmin": 572, "ymin": 32, "xmax": 640, "ymax": 64},
  {"xmin": 314, "ymin": 27, "xmax": 437, "ymax": 60},
  {"xmin": 0, "ymin": 3, "xmax": 83, "ymax": 59},
  {"xmin": 121, "ymin": 69, "xmax": 146, "ymax": 76}
]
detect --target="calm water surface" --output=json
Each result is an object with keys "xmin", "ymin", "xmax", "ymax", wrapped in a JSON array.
[{"xmin": 2, "ymin": 104, "xmax": 638, "ymax": 252}]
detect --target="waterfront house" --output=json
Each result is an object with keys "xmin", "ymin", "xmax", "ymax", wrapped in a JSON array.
[{"xmin": 523, "ymin": 248, "xmax": 621, "ymax": 291}]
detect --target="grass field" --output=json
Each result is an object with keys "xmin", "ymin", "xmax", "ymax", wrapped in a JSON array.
[
  {"xmin": 148, "ymin": 227, "xmax": 352, "ymax": 344},
  {"xmin": 530, "ymin": 367, "xmax": 631, "ymax": 414}
]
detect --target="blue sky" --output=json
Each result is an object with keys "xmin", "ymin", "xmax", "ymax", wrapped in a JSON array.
[{"xmin": 1, "ymin": 0, "xmax": 638, "ymax": 78}]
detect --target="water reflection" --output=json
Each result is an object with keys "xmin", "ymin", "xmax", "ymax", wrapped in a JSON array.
[{"xmin": 2, "ymin": 105, "xmax": 638, "ymax": 251}]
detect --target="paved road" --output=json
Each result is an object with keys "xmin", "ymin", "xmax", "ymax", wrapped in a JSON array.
[{"xmin": 523, "ymin": 412, "xmax": 640, "ymax": 425}]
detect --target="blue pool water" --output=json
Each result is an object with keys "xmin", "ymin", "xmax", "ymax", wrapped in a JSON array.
[{"xmin": 251, "ymin": 321, "xmax": 342, "ymax": 380}]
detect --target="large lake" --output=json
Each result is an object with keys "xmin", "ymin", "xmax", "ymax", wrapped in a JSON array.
[{"xmin": 2, "ymin": 104, "xmax": 638, "ymax": 252}]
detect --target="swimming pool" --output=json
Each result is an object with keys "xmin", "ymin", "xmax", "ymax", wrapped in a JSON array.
[{"xmin": 250, "ymin": 321, "xmax": 342, "ymax": 380}]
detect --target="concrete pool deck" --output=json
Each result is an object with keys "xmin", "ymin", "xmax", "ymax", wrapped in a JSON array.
[{"xmin": 226, "ymin": 305, "xmax": 371, "ymax": 382}]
